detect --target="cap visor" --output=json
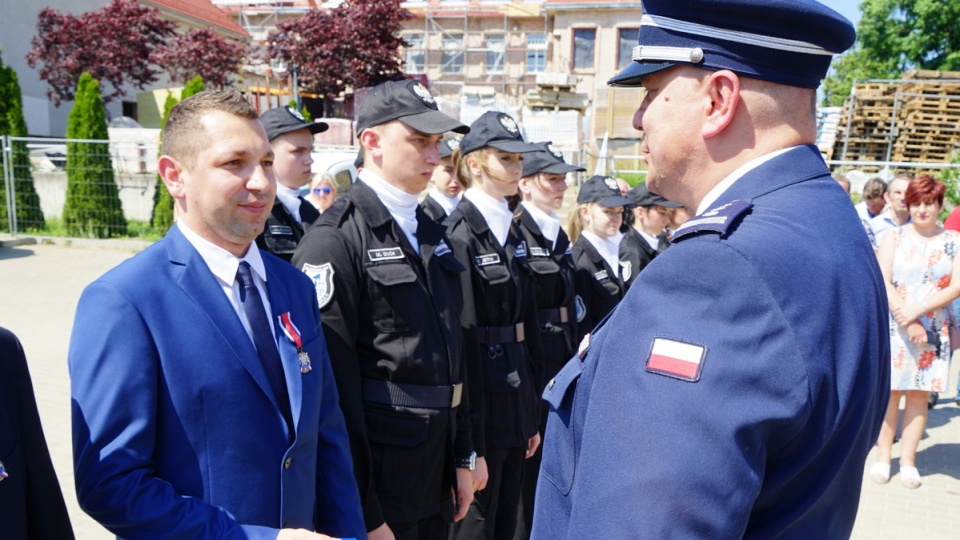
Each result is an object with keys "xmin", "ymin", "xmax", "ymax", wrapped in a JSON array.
[
  {"xmin": 307, "ymin": 121, "xmax": 329, "ymax": 134},
  {"xmin": 540, "ymin": 163, "xmax": 585, "ymax": 174},
  {"xmin": 597, "ymin": 194, "xmax": 633, "ymax": 208},
  {"xmin": 401, "ymin": 110, "xmax": 470, "ymax": 135},
  {"xmin": 488, "ymin": 140, "xmax": 541, "ymax": 154},
  {"xmin": 608, "ymin": 61, "xmax": 676, "ymax": 87}
]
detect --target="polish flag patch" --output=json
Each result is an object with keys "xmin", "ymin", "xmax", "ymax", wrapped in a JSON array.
[{"xmin": 645, "ymin": 338, "xmax": 706, "ymax": 382}]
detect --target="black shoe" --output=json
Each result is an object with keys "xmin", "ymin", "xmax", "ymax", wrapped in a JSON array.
[{"xmin": 928, "ymin": 392, "xmax": 938, "ymax": 410}]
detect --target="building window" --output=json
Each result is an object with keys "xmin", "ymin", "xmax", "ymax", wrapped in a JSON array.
[
  {"xmin": 486, "ymin": 34, "xmax": 505, "ymax": 73},
  {"xmin": 405, "ymin": 33, "xmax": 425, "ymax": 74},
  {"xmin": 618, "ymin": 28, "xmax": 639, "ymax": 70},
  {"xmin": 526, "ymin": 32, "xmax": 546, "ymax": 73},
  {"xmin": 442, "ymin": 33, "xmax": 464, "ymax": 73},
  {"xmin": 572, "ymin": 28, "xmax": 596, "ymax": 70}
]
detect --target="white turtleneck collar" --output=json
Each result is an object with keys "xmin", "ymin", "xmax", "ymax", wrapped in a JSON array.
[
  {"xmin": 521, "ymin": 201, "xmax": 560, "ymax": 249},
  {"xmin": 581, "ymin": 230, "xmax": 624, "ymax": 278},
  {"xmin": 429, "ymin": 189, "xmax": 461, "ymax": 217},
  {"xmin": 275, "ymin": 184, "xmax": 302, "ymax": 224},
  {"xmin": 359, "ymin": 169, "xmax": 421, "ymax": 254},
  {"xmin": 464, "ymin": 188, "xmax": 513, "ymax": 247}
]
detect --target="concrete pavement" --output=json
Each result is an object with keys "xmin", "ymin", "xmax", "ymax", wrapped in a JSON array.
[{"xmin": 1, "ymin": 238, "xmax": 958, "ymax": 539}]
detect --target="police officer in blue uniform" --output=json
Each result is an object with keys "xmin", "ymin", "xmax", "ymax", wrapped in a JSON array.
[
  {"xmin": 292, "ymin": 80, "xmax": 473, "ymax": 540},
  {"xmin": 619, "ymin": 183, "xmax": 682, "ymax": 288},
  {"xmin": 255, "ymin": 106, "xmax": 328, "ymax": 262},
  {"xmin": 533, "ymin": 1, "xmax": 890, "ymax": 538}
]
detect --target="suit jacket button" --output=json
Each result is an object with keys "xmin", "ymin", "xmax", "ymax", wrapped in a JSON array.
[{"xmin": 284, "ymin": 457, "xmax": 293, "ymax": 469}]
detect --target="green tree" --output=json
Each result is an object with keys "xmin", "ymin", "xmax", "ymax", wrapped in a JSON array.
[
  {"xmin": 63, "ymin": 72, "xmax": 126, "ymax": 238},
  {"xmin": 150, "ymin": 75, "xmax": 204, "ymax": 232},
  {"xmin": 0, "ymin": 50, "xmax": 46, "ymax": 232},
  {"xmin": 823, "ymin": 0, "xmax": 960, "ymax": 106}
]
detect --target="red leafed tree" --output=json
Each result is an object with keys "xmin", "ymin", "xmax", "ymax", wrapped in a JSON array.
[
  {"xmin": 26, "ymin": 0, "xmax": 174, "ymax": 106},
  {"xmin": 153, "ymin": 28, "xmax": 245, "ymax": 89},
  {"xmin": 267, "ymin": 0, "xmax": 412, "ymax": 107}
]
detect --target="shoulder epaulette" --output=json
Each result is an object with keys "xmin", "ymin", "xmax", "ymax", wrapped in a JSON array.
[{"xmin": 672, "ymin": 200, "xmax": 753, "ymax": 241}]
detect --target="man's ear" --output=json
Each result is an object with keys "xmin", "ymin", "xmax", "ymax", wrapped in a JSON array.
[
  {"xmin": 359, "ymin": 129, "xmax": 381, "ymax": 161},
  {"xmin": 158, "ymin": 155, "xmax": 186, "ymax": 200},
  {"xmin": 701, "ymin": 70, "xmax": 740, "ymax": 139}
]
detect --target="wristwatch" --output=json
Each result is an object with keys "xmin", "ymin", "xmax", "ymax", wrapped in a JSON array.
[{"xmin": 456, "ymin": 451, "xmax": 477, "ymax": 471}]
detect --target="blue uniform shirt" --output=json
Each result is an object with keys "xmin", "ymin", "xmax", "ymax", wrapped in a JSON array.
[{"xmin": 533, "ymin": 146, "xmax": 889, "ymax": 539}]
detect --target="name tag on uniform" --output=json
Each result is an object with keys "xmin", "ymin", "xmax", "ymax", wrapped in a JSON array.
[
  {"xmin": 475, "ymin": 253, "xmax": 501, "ymax": 267},
  {"xmin": 529, "ymin": 246, "xmax": 550, "ymax": 258},
  {"xmin": 269, "ymin": 225, "xmax": 293, "ymax": 236},
  {"xmin": 593, "ymin": 269, "xmax": 609, "ymax": 281},
  {"xmin": 435, "ymin": 239, "xmax": 451, "ymax": 257},
  {"xmin": 367, "ymin": 247, "xmax": 405, "ymax": 262},
  {"xmin": 514, "ymin": 241, "xmax": 527, "ymax": 258}
]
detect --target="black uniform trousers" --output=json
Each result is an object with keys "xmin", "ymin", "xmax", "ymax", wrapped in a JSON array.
[{"xmin": 453, "ymin": 446, "xmax": 525, "ymax": 540}]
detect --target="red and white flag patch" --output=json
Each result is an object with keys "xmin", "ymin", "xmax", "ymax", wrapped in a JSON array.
[{"xmin": 645, "ymin": 338, "xmax": 706, "ymax": 382}]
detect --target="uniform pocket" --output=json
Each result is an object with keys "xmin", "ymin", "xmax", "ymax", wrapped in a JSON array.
[
  {"xmin": 365, "ymin": 263, "xmax": 419, "ymax": 333},
  {"xmin": 541, "ymin": 358, "xmax": 582, "ymax": 495},
  {"xmin": 475, "ymin": 262, "xmax": 511, "ymax": 285},
  {"xmin": 365, "ymin": 407, "xmax": 431, "ymax": 497}
]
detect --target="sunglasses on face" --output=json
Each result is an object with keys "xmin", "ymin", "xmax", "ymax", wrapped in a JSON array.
[{"xmin": 312, "ymin": 187, "xmax": 333, "ymax": 195}]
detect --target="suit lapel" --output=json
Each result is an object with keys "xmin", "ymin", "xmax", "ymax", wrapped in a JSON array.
[{"xmin": 263, "ymin": 257, "xmax": 302, "ymax": 432}]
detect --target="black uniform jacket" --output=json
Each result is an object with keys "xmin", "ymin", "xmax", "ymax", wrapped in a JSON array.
[
  {"xmin": 420, "ymin": 195, "xmax": 448, "ymax": 224},
  {"xmin": 513, "ymin": 207, "xmax": 577, "ymax": 411},
  {"xmin": 256, "ymin": 196, "xmax": 319, "ymax": 262},
  {"xmin": 292, "ymin": 181, "xmax": 470, "ymax": 529},
  {"xmin": 0, "ymin": 327, "xmax": 75, "ymax": 540},
  {"xmin": 445, "ymin": 199, "xmax": 543, "ymax": 454},
  {"xmin": 571, "ymin": 235, "xmax": 625, "ymax": 344},
  {"xmin": 619, "ymin": 227, "xmax": 665, "ymax": 289}
]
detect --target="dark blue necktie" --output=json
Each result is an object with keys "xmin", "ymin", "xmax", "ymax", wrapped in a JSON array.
[{"xmin": 236, "ymin": 262, "xmax": 292, "ymax": 428}]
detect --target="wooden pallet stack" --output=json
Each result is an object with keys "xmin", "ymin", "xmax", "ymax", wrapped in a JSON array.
[{"xmin": 830, "ymin": 71, "xmax": 960, "ymax": 164}]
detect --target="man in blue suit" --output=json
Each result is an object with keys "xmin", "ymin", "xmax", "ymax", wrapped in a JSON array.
[
  {"xmin": 533, "ymin": 1, "xmax": 890, "ymax": 538},
  {"xmin": 69, "ymin": 91, "xmax": 365, "ymax": 540}
]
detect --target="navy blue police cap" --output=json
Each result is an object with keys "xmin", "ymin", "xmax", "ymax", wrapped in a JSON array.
[
  {"xmin": 523, "ymin": 141, "xmax": 586, "ymax": 178},
  {"xmin": 627, "ymin": 183, "xmax": 683, "ymax": 208},
  {"xmin": 609, "ymin": 0, "xmax": 856, "ymax": 89},
  {"xmin": 459, "ymin": 111, "xmax": 540, "ymax": 156},
  {"xmin": 260, "ymin": 106, "xmax": 328, "ymax": 142},
  {"xmin": 357, "ymin": 79, "xmax": 469, "ymax": 135},
  {"xmin": 439, "ymin": 136, "xmax": 461, "ymax": 159},
  {"xmin": 577, "ymin": 175, "xmax": 633, "ymax": 208}
]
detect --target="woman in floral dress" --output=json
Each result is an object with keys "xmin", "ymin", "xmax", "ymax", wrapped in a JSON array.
[{"xmin": 873, "ymin": 175, "xmax": 960, "ymax": 488}]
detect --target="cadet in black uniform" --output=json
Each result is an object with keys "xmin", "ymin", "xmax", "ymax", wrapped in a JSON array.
[
  {"xmin": 446, "ymin": 111, "xmax": 543, "ymax": 540},
  {"xmin": 292, "ymin": 79, "xmax": 472, "ymax": 540},
  {"xmin": 511, "ymin": 141, "xmax": 583, "ymax": 540},
  {"xmin": 421, "ymin": 137, "xmax": 463, "ymax": 223},
  {"xmin": 568, "ymin": 175, "xmax": 632, "ymax": 343},
  {"xmin": 619, "ymin": 183, "xmax": 683, "ymax": 288},
  {"xmin": 255, "ymin": 106, "xmax": 327, "ymax": 261}
]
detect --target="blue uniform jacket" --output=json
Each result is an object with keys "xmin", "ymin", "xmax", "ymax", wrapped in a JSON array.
[
  {"xmin": 69, "ymin": 226, "xmax": 365, "ymax": 540},
  {"xmin": 533, "ymin": 146, "xmax": 890, "ymax": 539}
]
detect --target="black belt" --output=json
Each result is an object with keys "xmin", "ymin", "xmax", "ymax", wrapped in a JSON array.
[
  {"xmin": 537, "ymin": 307, "xmax": 569, "ymax": 325},
  {"xmin": 362, "ymin": 379, "xmax": 463, "ymax": 408},
  {"xmin": 476, "ymin": 322, "xmax": 525, "ymax": 344}
]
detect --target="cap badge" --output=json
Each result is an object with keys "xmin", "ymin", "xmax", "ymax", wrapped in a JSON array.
[
  {"xmin": 446, "ymin": 138, "xmax": 461, "ymax": 150},
  {"xmin": 604, "ymin": 177, "xmax": 619, "ymax": 191},
  {"xmin": 499, "ymin": 115, "xmax": 520, "ymax": 134},
  {"xmin": 411, "ymin": 82, "xmax": 436, "ymax": 106},
  {"xmin": 286, "ymin": 106, "xmax": 305, "ymax": 122},
  {"xmin": 547, "ymin": 143, "xmax": 564, "ymax": 159}
]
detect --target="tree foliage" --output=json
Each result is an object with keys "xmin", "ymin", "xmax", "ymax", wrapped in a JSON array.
[
  {"xmin": 267, "ymin": 0, "xmax": 411, "ymax": 104},
  {"xmin": 26, "ymin": 0, "xmax": 174, "ymax": 107},
  {"xmin": 64, "ymin": 73, "xmax": 126, "ymax": 238},
  {"xmin": 153, "ymin": 28, "xmax": 244, "ymax": 89},
  {"xmin": 823, "ymin": 0, "xmax": 960, "ymax": 106},
  {"xmin": 0, "ymin": 50, "xmax": 45, "ymax": 232}
]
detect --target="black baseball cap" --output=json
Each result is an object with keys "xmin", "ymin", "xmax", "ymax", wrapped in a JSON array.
[
  {"xmin": 260, "ymin": 106, "xmax": 328, "ymax": 141},
  {"xmin": 439, "ymin": 136, "xmax": 461, "ymax": 159},
  {"xmin": 357, "ymin": 80, "xmax": 469, "ymax": 135},
  {"xmin": 522, "ymin": 141, "xmax": 585, "ymax": 177},
  {"xmin": 627, "ymin": 183, "xmax": 683, "ymax": 208},
  {"xmin": 459, "ymin": 111, "xmax": 540, "ymax": 156},
  {"xmin": 577, "ymin": 175, "xmax": 632, "ymax": 207}
]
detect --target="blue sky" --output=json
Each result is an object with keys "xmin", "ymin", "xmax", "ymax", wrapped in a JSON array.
[{"xmin": 821, "ymin": 0, "xmax": 863, "ymax": 26}]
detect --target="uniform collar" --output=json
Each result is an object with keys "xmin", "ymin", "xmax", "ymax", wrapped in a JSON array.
[
  {"xmin": 696, "ymin": 146, "xmax": 797, "ymax": 215},
  {"xmin": 520, "ymin": 201, "xmax": 560, "ymax": 248}
]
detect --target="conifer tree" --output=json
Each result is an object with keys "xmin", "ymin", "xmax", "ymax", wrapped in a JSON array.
[
  {"xmin": 150, "ymin": 75, "xmax": 204, "ymax": 232},
  {"xmin": 63, "ymin": 72, "xmax": 126, "ymax": 238},
  {"xmin": 0, "ymin": 51, "xmax": 45, "ymax": 232}
]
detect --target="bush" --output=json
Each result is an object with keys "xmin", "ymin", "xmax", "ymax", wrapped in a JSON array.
[{"xmin": 0, "ymin": 51, "xmax": 45, "ymax": 232}]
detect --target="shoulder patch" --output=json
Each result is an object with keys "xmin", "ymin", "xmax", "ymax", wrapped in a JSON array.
[
  {"xmin": 435, "ymin": 239, "xmax": 452, "ymax": 257},
  {"xmin": 302, "ymin": 263, "xmax": 335, "ymax": 309},
  {"xmin": 645, "ymin": 337, "xmax": 706, "ymax": 382},
  {"xmin": 575, "ymin": 295, "xmax": 586, "ymax": 323},
  {"xmin": 514, "ymin": 241, "xmax": 527, "ymax": 258},
  {"xmin": 620, "ymin": 260, "xmax": 632, "ymax": 282},
  {"xmin": 672, "ymin": 200, "xmax": 753, "ymax": 241}
]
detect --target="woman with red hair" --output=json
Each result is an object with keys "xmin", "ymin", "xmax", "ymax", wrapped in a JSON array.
[{"xmin": 873, "ymin": 174, "xmax": 960, "ymax": 488}]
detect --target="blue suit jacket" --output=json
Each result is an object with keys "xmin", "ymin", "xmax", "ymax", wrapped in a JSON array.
[
  {"xmin": 69, "ymin": 226, "xmax": 365, "ymax": 539},
  {"xmin": 533, "ymin": 146, "xmax": 890, "ymax": 539}
]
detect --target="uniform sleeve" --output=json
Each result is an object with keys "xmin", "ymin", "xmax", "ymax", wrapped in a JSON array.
[
  {"xmin": 69, "ymin": 282, "xmax": 278, "ymax": 540},
  {"xmin": 554, "ymin": 240, "xmax": 811, "ymax": 538},
  {"xmin": 519, "ymin": 267, "xmax": 544, "ymax": 426},
  {"xmin": 292, "ymin": 228, "xmax": 385, "ymax": 533},
  {"xmin": 571, "ymin": 254, "xmax": 596, "ymax": 346}
]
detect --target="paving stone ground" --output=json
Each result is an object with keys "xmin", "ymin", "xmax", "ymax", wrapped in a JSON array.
[{"xmin": 2, "ymin": 238, "xmax": 958, "ymax": 539}]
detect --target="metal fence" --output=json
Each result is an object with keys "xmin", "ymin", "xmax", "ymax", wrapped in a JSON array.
[{"xmin": 2, "ymin": 135, "xmax": 162, "ymax": 238}]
